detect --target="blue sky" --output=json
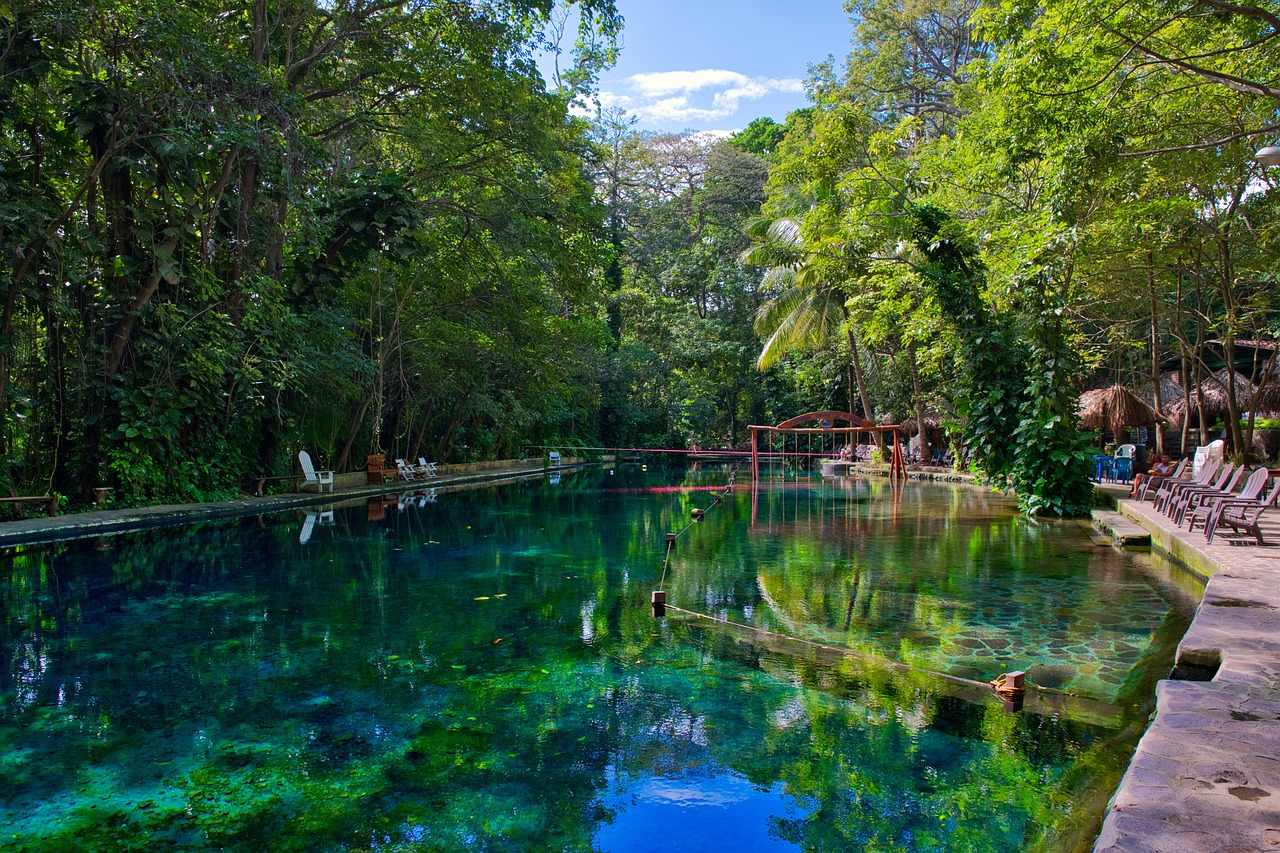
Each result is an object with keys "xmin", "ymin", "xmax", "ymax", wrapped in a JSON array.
[{"xmin": 586, "ymin": 0, "xmax": 853, "ymax": 134}]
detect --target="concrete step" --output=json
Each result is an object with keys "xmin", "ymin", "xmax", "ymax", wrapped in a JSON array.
[{"xmin": 1092, "ymin": 509, "xmax": 1152, "ymax": 547}]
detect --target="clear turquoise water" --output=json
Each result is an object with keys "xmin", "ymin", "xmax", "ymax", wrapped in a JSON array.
[{"xmin": 0, "ymin": 466, "xmax": 1200, "ymax": 852}]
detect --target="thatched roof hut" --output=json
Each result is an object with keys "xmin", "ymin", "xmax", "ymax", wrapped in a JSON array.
[
  {"xmin": 1168, "ymin": 369, "xmax": 1258, "ymax": 421},
  {"xmin": 899, "ymin": 410, "xmax": 959, "ymax": 433},
  {"xmin": 1079, "ymin": 384, "xmax": 1167, "ymax": 436},
  {"xmin": 1251, "ymin": 367, "xmax": 1280, "ymax": 414},
  {"xmin": 1137, "ymin": 373, "xmax": 1185, "ymax": 416}
]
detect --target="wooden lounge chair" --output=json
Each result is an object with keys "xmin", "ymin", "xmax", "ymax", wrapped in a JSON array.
[
  {"xmin": 1148, "ymin": 456, "xmax": 1202, "ymax": 504},
  {"xmin": 1170, "ymin": 463, "xmax": 1243, "ymax": 525},
  {"xmin": 1135, "ymin": 457, "xmax": 1188, "ymax": 500},
  {"xmin": 1185, "ymin": 467, "xmax": 1269, "ymax": 532},
  {"xmin": 1205, "ymin": 479, "xmax": 1280, "ymax": 545},
  {"xmin": 1154, "ymin": 458, "xmax": 1220, "ymax": 513},
  {"xmin": 298, "ymin": 450, "xmax": 335, "ymax": 493}
]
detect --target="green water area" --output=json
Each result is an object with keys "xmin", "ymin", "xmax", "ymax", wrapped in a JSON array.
[{"xmin": 0, "ymin": 466, "xmax": 1202, "ymax": 852}]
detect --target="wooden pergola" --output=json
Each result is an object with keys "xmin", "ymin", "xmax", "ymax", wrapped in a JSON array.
[{"xmin": 748, "ymin": 410, "xmax": 906, "ymax": 481}]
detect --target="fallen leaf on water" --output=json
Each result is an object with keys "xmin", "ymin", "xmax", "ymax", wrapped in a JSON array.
[
  {"xmin": 474, "ymin": 596, "xmax": 490, "ymax": 601},
  {"xmin": 492, "ymin": 638, "xmax": 504, "ymax": 644}
]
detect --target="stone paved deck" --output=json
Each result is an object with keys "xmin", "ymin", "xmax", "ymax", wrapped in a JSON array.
[{"xmin": 1094, "ymin": 492, "xmax": 1280, "ymax": 852}]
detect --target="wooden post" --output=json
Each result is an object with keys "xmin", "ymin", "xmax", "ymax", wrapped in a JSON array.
[{"xmin": 750, "ymin": 427, "xmax": 758, "ymax": 482}]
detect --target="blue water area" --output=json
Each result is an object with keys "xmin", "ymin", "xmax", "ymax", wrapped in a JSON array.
[
  {"xmin": 0, "ymin": 465, "xmax": 1200, "ymax": 852},
  {"xmin": 596, "ymin": 769, "xmax": 802, "ymax": 852}
]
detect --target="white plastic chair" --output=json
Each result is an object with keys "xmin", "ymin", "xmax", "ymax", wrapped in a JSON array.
[
  {"xmin": 298, "ymin": 451, "xmax": 334, "ymax": 493},
  {"xmin": 548, "ymin": 450, "xmax": 562, "ymax": 468},
  {"xmin": 395, "ymin": 458, "xmax": 419, "ymax": 481},
  {"xmin": 1115, "ymin": 444, "xmax": 1136, "ymax": 459},
  {"xmin": 299, "ymin": 507, "xmax": 333, "ymax": 544},
  {"xmin": 1193, "ymin": 439, "xmax": 1225, "ymax": 478},
  {"xmin": 416, "ymin": 457, "xmax": 438, "ymax": 477}
]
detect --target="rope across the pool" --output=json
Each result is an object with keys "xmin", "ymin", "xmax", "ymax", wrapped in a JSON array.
[{"xmin": 656, "ymin": 470, "xmax": 735, "ymax": 593}]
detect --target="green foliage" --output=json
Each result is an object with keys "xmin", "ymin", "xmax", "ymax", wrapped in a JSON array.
[
  {"xmin": 727, "ymin": 116, "xmax": 788, "ymax": 156},
  {"xmin": 594, "ymin": 130, "xmax": 789, "ymax": 449},
  {"xmin": 911, "ymin": 205, "xmax": 1093, "ymax": 515},
  {"xmin": 1010, "ymin": 269, "xmax": 1098, "ymax": 517}
]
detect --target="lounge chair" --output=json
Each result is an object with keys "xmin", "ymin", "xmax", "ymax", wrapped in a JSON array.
[
  {"xmin": 416, "ymin": 457, "xmax": 438, "ymax": 477},
  {"xmin": 298, "ymin": 450, "xmax": 335, "ymax": 493},
  {"xmin": 299, "ymin": 507, "xmax": 334, "ymax": 544},
  {"xmin": 1163, "ymin": 462, "xmax": 1235, "ymax": 520},
  {"xmin": 1135, "ymin": 457, "xmax": 1188, "ymax": 500},
  {"xmin": 1154, "ymin": 457, "xmax": 1219, "ymax": 513},
  {"xmin": 1186, "ymin": 467, "xmax": 1269, "ymax": 532},
  {"xmin": 395, "ymin": 459, "xmax": 420, "ymax": 481},
  {"xmin": 548, "ymin": 450, "xmax": 562, "ymax": 468},
  {"xmin": 1205, "ymin": 478, "xmax": 1280, "ymax": 545},
  {"xmin": 1169, "ymin": 463, "xmax": 1243, "ymax": 525}
]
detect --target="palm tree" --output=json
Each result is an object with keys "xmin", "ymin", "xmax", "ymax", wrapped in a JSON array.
[{"xmin": 742, "ymin": 216, "xmax": 879, "ymax": 434}]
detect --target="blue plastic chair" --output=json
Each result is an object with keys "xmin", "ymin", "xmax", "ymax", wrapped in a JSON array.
[
  {"xmin": 1113, "ymin": 457, "xmax": 1132, "ymax": 484},
  {"xmin": 1093, "ymin": 455, "xmax": 1114, "ymax": 482}
]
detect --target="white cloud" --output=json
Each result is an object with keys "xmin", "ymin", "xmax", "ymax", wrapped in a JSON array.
[
  {"xmin": 629, "ymin": 69, "xmax": 755, "ymax": 97},
  {"xmin": 595, "ymin": 68, "xmax": 806, "ymax": 127}
]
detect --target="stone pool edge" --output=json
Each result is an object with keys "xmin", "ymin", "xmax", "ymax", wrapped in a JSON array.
[
  {"xmin": 0, "ymin": 462, "xmax": 599, "ymax": 548},
  {"xmin": 1092, "ymin": 499, "xmax": 1280, "ymax": 852}
]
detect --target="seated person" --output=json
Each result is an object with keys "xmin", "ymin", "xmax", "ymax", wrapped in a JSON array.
[{"xmin": 1129, "ymin": 454, "xmax": 1175, "ymax": 498}]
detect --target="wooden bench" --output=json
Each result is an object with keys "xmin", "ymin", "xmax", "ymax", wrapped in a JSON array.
[
  {"xmin": 252, "ymin": 474, "xmax": 301, "ymax": 496},
  {"xmin": 0, "ymin": 495, "xmax": 59, "ymax": 516}
]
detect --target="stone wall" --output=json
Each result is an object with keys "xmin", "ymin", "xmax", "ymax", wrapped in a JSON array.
[{"xmin": 298, "ymin": 455, "xmax": 609, "ymax": 492}]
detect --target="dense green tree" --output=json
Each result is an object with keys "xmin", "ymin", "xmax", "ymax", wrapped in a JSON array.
[{"xmin": 0, "ymin": 0, "xmax": 620, "ymax": 504}]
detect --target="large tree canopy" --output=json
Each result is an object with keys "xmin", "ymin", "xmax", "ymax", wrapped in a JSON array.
[{"xmin": 0, "ymin": 0, "xmax": 621, "ymax": 502}]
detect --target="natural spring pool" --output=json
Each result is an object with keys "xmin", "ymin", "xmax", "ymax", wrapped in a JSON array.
[{"xmin": 0, "ymin": 466, "xmax": 1202, "ymax": 852}]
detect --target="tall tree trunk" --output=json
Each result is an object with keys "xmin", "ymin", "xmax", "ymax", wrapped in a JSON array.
[
  {"xmin": 1147, "ymin": 252, "xmax": 1164, "ymax": 455},
  {"xmin": 841, "ymin": 306, "xmax": 879, "ymax": 452},
  {"xmin": 335, "ymin": 388, "xmax": 376, "ymax": 473},
  {"xmin": 909, "ymin": 341, "xmax": 927, "ymax": 460},
  {"xmin": 1218, "ymin": 236, "xmax": 1244, "ymax": 458},
  {"xmin": 1193, "ymin": 276, "xmax": 1208, "ymax": 448}
]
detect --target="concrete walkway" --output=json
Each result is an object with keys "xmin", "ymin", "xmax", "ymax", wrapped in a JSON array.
[
  {"xmin": 0, "ymin": 461, "xmax": 575, "ymax": 548},
  {"xmin": 1094, "ymin": 490, "xmax": 1280, "ymax": 853}
]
